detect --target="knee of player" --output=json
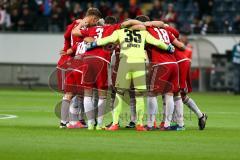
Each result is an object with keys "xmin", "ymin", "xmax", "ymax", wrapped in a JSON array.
[
  {"xmin": 181, "ymin": 93, "xmax": 189, "ymax": 103},
  {"xmin": 98, "ymin": 89, "xmax": 108, "ymax": 99},
  {"xmin": 84, "ymin": 89, "xmax": 93, "ymax": 97},
  {"xmin": 63, "ymin": 92, "xmax": 73, "ymax": 100}
]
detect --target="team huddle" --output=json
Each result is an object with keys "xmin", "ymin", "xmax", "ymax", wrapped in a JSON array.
[{"xmin": 57, "ymin": 8, "xmax": 207, "ymax": 131}]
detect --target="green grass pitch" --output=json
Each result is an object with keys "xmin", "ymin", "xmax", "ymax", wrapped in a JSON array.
[{"xmin": 0, "ymin": 88, "xmax": 240, "ymax": 160}]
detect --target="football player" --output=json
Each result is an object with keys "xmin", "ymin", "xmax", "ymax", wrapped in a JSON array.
[
  {"xmin": 175, "ymin": 32, "xmax": 208, "ymax": 130},
  {"xmin": 85, "ymin": 20, "xmax": 174, "ymax": 131},
  {"xmin": 57, "ymin": 8, "xmax": 102, "ymax": 128}
]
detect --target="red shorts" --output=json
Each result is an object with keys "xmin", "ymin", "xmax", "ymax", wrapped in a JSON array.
[
  {"xmin": 57, "ymin": 55, "xmax": 72, "ymax": 92},
  {"xmin": 178, "ymin": 60, "xmax": 192, "ymax": 93},
  {"xmin": 62, "ymin": 70, "xmax": 83, "ymax": 94},
  {"xmin": 81, "ymin": 56, "xmax": 109, "ymax": 90},
  {"xmin": 57, "ymin": 68, "xmax": 65, "ymax": 92},
  {"xmin": 57, "ymin": 56, "xmax": 84, "ymax": 95},
  {"xmin": 149, "ymin": 62, "xmax": 179, "ymax": 94}
]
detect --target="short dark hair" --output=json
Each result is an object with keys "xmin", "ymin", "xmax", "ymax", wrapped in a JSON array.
[
  {"xmin": 105, "ymin": 16, "xmax": 117, "ymax": 25},
  {"xmin": 135, "ymin": 15, "xmax": 150, "ymax": 22},
  {"xmin": 86, "ymin": 8, "xmax": 102, "ymax": 19}
]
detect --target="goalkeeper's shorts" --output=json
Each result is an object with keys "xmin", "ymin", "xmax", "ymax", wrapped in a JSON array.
[{"xmin": 115, "ymin": 57, "xmax": 147, "ymax": 91}]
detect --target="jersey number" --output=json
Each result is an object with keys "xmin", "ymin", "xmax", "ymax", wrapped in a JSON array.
[
  {"xmin": 76, "ymin": 42, "xmax": 86, "ymax": 55},
  {"xmin": 124, "ymin": 29, "xmax": 142, "ymax": 43},
  {"xmin": 94, "ymin": 28, "xmax": 104, "ymax": 39},
  {"xmin": 153, "ymin": 28, "xmax": 170, "ymax": 43}
]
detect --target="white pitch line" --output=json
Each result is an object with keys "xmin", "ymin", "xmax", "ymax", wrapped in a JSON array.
[{"xmin": 0, "ymin": 114, "xmax": 18, "ymax": 120}]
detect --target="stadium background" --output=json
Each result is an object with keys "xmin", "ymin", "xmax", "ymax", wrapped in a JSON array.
[
  {"xmin": 1, "ymin": 1, "xmax": 240, "ymax": 160},
  {"xmin": 0, "ymin": 0, "xmax": 240, "ymax": 92}
]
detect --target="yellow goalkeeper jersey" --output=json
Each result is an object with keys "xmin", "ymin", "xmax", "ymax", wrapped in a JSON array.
[{"xmin": 97, "ymin": 28, "xmax": 169, "ymax": 62}]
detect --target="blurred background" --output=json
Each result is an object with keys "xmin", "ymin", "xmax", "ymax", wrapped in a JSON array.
[{"xmin": 0, "ymin": 0, "xmax": 240, "ymax": 93}]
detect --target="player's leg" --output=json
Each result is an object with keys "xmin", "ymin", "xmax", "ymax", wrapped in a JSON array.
[
  {"xmin": 179, "ymin": 61, "xmax": 207, "ymax": 130},
  {"xmin": 106, "ymin": 88, "xmax": 116, "ymax": 128},
  {"xmin": 78, "ymin": 96, "xmax": 86, "ymax": 125},
  {"xmin": 130, "ymin": 94, "xmax": 136, "ymax": 123},
  {"xmin": 84, "ymin": 88, "xmax": 95, "ymax": 130},
  {"xmin": 150, "ymin": 64, "xmax": 173, "ymax": 128},
  {"xmin": 60, "ymin": 68, "xmax": 75, "ymax": 128},
  {"xmin": 81, "ymin": 57, "xmax": 100, "ymax": 130},
  {"xmin": 172, "ymin": 63, "xmax": 185, "ymax": 130},
  {"xmin": 106, "ymin": 67, "xmax": 117, "ymax": 128},
  {"xmin": 173, "ymin": 93, "xmax": 185, "ymax": 130},
  {"xmin": 95, "ymin": 61, "xmax": 110, "ymax": 130},
  {"xmin": 160, "ymin": 95, "xmax": 166, "ymax": 128},
  {"xmin": 160, "ymin": 64, "xmax": 179, "ymax": 130},
  {"xmin": 182, "ymin": 92, "xmax": 202, "ymax": 118},
  {"xmin": 67, "ymin": 96, "xmax": 85, "ymax": 128},
  {"xmin": 67, "ymin": 95, "xmax": 86, "ymax": 128},
  {"xmin": 135, "ymin": 95, "xmax": 145, "ymax": 131},
  {"xmin": 125, "ymin": 89, "xmax": 136, "ymax": 128},
  {"xmin": 161, "ymin": 93, "xmax": 175, "ymax": 130},
  {"xmin": 111, "ymin": 93, "xmax": 123, "ymax": 126},
  {"xmin": 75, "ymin": 72, "xmax": 86, "ymax": 126},
  {"xmin": 146, "ymin": 96, "xmax": 158, "ymax": 130},
  {"xmin": 92, "ymin": 89, "xmax": 99, "ymax": 126},
  {"xmin": 181, "ymin": 91, "xmax": 207, "ymax": 130},
  {"xmin": 132, "ymin": 62, "xmax": 148, "ymax": 131},
  {"xmin": 96, "ymin": 90, "xmax": 107, "ymax": 130},
  {"xmin": 67, "ymin": 70, "xmax": 86, "ymax": 128},
  {"xmin": 60, "ymin": 92, "xmax": 72, "ymax": 128},
  {"xmin": 107, "ymin": 61, "xmax": 131, "ymax": 131},
  {"xmin": 69, "ymin": 96, "xmax": 79, "ymax": 123}
]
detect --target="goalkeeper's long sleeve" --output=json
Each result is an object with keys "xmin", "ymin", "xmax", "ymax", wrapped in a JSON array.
[
  {"xmin": 97, "ymin": 31, "xmax": 119, "ymax": 46},
  {"xmin": 146, "ymin": 33, "xmax": 169, "ymax": 50}
]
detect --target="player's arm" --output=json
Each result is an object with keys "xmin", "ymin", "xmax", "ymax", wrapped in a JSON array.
[
  {"xmin": 172, "ymin": 39, "xmax": 186, "ymax": 50},
  {"xmin": 145, "ymin": 21, "xmax": 180, "ymax": 38},
  {"xmin": 71, "ymin": 20, "xmax": 88, "ymax": 36},
  {"xmin": 121, "ymin": 19, "xmax": 143, "ymax": 28},
  {"xmin": 59, "ymin": 24, "xmax": 72, "ymax": 54},
  {"xmin": 96, "ymin": 30, "xmax": 119, "ymax": 46},
  {"xmin": 62, "ymin": 43, "xmax": 77, "ymax": 55},
  {"xmin": 129, "ymin": 24, "xmax": 146, "ymax": 30},
  {"xmin": 86, "ymin": 31, "xmax": 119, "ymax": 50},
  {"xmin": 146, "ymin": 33, "xmax": 174, "ymax": 53},
  {"xmin": 144, "ymin": 21, "xmax": 165, "ymax": 28},
  {"xmin": 84, "ymin": 37, "xmax": 95, "ymax": 43},
  {"xmin": 62, "ymin": 30, "xmax": 71, "ymax": 52}
]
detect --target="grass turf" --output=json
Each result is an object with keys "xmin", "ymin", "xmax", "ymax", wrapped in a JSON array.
[{"xmin": 0, "ymin": 88, "xmax": 240, "ymax": 160}]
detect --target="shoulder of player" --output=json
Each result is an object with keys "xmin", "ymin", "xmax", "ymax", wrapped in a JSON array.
[
  {"xmin": 86, "ymin": 25, "xmax": 103, "ymax": 31},
  {"xmin": 146, "ymin": 26, "xmax": 155, "ymax": 31}
]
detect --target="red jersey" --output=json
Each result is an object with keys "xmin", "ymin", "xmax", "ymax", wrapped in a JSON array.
[
  {"xmin": 62, "ymin": 23, "xmax": 74, "ymax": 52},
  {"xmin": 165, "ymin": 26, "xmax": 180, "ymax": 39},
  {"xmin": 147, "ymin": 27, "xmax": 177, "ymax": 64},
  {"xmin": 58, "ymin": 22, "xmax": 76, "ymax": 67},
  {"xmin": 58, "ymin": 21, "xmax": 85, "ymax": 67},
  {"xmin": 62, "ymin": 21, "xmax": 82, "ymax": 51},
  {"xmin": 80, "ymin": 23, "xmax": 121, "ymax": 62},
  {"xmin": 174, "ymin": 43, "xmax": 193, "ymax": 62}
]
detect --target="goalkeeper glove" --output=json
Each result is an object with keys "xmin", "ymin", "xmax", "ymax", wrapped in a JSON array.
[
  {"xmin": 167, "ymin": 44, "xmax": 175, "ymax": 54},
  {"xmin": 86, "ymin": 42, "xmax": 98, "ymax": 51}
]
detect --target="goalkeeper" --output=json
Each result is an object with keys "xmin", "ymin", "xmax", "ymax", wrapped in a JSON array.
[{"xmin": 86, "ymin": 22, "xmax": 174, "ymax": 131}]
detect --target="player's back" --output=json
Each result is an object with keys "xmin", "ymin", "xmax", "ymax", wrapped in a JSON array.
[
  {"xmin": 58, "ymin": 22, "xmax": 79, "ymax": 67},
  {"xmin": 103, "ymin": 24, "xmax": 121, "ymax": 37},
  {"xmin": 116, "ymin": 28, "xmax": 149, "ymax": 61},
  {"xmin": 81, "ymin": 26, "xmax": 106, "ymax": 57},
  {"xmin": 147, "ymin": 27, "xmax": 176, "ymax": 64},
  {"xmin": 82, "ymin": 25, "xmax": 121, "ymax": 61}
]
